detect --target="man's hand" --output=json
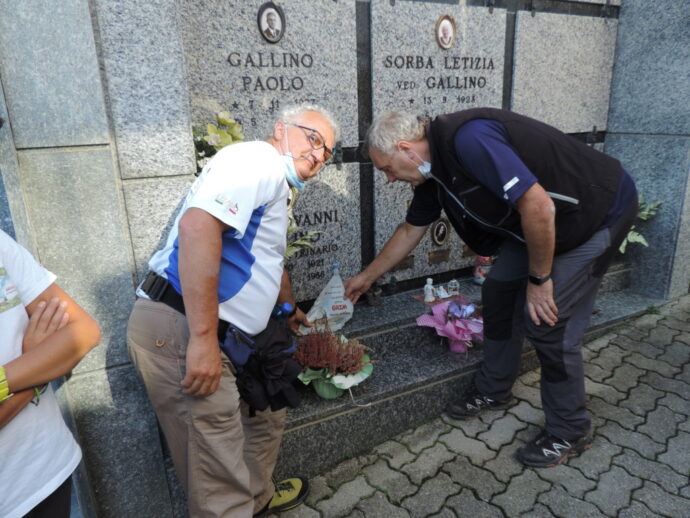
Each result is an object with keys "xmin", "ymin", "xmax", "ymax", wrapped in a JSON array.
[
  {"xmin": 344, "ymin": 273, "xmax": 373, "ymax": 304},
  {"xmin": 526, "ymin": 280, "xmax": 558, "ymax": 326},
  {"xmin": 23, "ymin": 297, "xmax": 69, "ymax": 352},
  {"xmin": 288, "ymin": 307, "xmax": 311, "ymax": 335},
  {"xmin": 181, "ymin": 336, "xmax": 223, "ymax": 397}
]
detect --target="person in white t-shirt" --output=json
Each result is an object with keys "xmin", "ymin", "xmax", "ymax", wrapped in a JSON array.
[
  {"xmin": 128, "ymin": 104, "xmax": 338, "ymax": 518},
  {"xmin": 0, "ymin": 229, "xmax": 101, "ymax": 518}
]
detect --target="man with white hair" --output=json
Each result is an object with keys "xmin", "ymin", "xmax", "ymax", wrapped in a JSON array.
[
  {"xmin": 345, "ymin": 108, "xmax": 637, "ymax": 468},
  {"xmin": 128, "ymin": 105, "xmax": 337, "ymax": 517}
]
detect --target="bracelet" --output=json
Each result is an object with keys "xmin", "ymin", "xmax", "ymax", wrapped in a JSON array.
[{"xmin": 0, "ymin": 365, "xmax": 13, "ymax": 403}]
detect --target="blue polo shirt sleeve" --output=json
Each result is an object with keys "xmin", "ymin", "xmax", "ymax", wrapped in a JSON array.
[{"xmin": 454, "ymin": 119, "xmax": 537, "ymax": 206}]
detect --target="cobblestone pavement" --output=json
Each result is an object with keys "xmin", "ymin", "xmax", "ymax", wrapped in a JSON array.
[{"xmin": 281, "ymin": 295, "xmax": 690, "ymax": 518}]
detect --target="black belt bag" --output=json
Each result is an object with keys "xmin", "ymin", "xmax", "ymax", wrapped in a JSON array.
[{"xmin": 140, "ymin": 271, "xmax": 230, "ymax": 340}]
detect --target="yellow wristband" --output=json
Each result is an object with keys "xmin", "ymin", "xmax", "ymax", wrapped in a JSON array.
[{"xmin": 0, "ymin": 365, "xmax": 13, "ymax": 403}]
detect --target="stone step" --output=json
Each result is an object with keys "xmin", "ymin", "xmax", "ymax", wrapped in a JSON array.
[{"xmin": 274, "ymin": 283, "xmax": 664, "ymax": 480}]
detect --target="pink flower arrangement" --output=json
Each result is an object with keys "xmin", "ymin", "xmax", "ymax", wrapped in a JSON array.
[{"xmin": 416, "ymin": 298, "xmax": 483, "ymax": 353}]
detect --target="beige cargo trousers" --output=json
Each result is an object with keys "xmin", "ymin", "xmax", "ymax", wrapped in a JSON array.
[{"xmin": 128, "ymin": 298, "xmax": 285, "ymax": 518}]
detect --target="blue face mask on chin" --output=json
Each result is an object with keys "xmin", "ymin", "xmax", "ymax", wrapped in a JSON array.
[
  {"xmin": 282, "ymin": 152, "xmax": 305, "ymax": 190},
  {"xmin": 279, "ymin": 129, "xmax": 306, "ymax": 190}
]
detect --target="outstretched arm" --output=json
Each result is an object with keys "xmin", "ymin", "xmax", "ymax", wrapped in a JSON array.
[{"xmin": 345, "ymin": 222, "xmax": 428, "ymax": 303}]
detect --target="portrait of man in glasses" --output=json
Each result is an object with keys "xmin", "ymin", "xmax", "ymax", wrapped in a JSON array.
[{"xmin": 127, "ymin": 105, "xmax": 338, "ymax": 516}]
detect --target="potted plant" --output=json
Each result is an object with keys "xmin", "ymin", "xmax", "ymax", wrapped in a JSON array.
[{"xmin": 293, "ymin": 324, "xmax": 373, "ymax": 399}]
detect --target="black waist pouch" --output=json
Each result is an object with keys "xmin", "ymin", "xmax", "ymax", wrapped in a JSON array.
[{"xmin": 221, "ymin": 318, "xmax": 301, "ymax": 416}]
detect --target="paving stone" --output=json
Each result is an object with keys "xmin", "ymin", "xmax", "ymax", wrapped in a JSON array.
[
  {"xmin": 587, "ymin": 396, "xmax": 645, "ymax": 431},
  {"xmin": 482, "ymin": 441, "xmax": 528, "ymax": 484},
  {"xmin": 427, "ymin": 507, "xmax": 456, "ymax": 518},
  {"xmin": 508, "ymin": 401, "xmax": 543, "ymax": 426},
  {"xmin": 618, "ymin": 501, "xmax": 662, "ymax": 518},
  {"xmin": 440, "ymin": 428, "xmax": 497, "ymax": 465},
  {"xmin": 680, "ymin": 417, "xmax": 690, "ymax": 433},
  {"xmin": 657, "ymin": 342, "xmax": 690, "ymax": 368},
  {"xmin": 568, "ymin": 436, "xmax": 622, "ymax": 480},
  {"xmin": 632, "ymin": 480, "xmax": 690, "ymax": 518},
  {"xmin": 640, "ymin": 372, "xmax": 690, "ymax": 399},
  {"xmin": 538, "ymin": 486, "xmax": 606, "ymax": 518},
  {"xmin": 446, "ymin": 489, "xmax": 505, "ymax": 518},
  {"xmin": 533, "ymin": 463, "xmax": 596, "ymax": 498},
  {"xmin": 675, "ymin": 332, "xmax": 690, "ymax": 346},
  {"xmin": 315, "ymin": 476, "xmax": 375, "ymax": 518},
  {"xmin": 478, "ymin": 414, "xmax": 528, "ymax": 451},
  {"xmin": 631, "ymin": 313, "xmax": 665, "ymax": 331},
  {"xmin": 520, "ymin": 370, "xmax": 541, "ymax": 387},
  {"xmin": 343, "ymin": 510, "xmax": 365, "ymax": 518},
  {"xmin": 613, "ymin": 449, "xmax": 688, "ymax": 493},
  {"xmin": 583, "ymin": 362, "xmax": 611, "ymax": 383},
  {"xmin": 276, "ymin": 504, "xmax": 320, "ymax": 518},
  {"xmin": 492, "ymin": 470, "xmax": 550, "ymax": 518},
  {"xmin": 479, "ymin": 408, "xmax": 510, "ymax": 426},
  {"xmin": 584, "ymin": 378, "xmax": 627, "ymax": 405},
  {"xmin": 620, "ymin": 382, "xmax": 665, "ymax": 417},
  {"xmin": 401, "ymin": 472, "xmax": 460, "ymax": 518},
  {"xmin": 323, "ymin": 454, "xmax": 377, "ymax": 488},
  {"xmin": 362, "ymin": 459, "xmax": 416, "ymax": 505},
  {"xmin": 611, "ymin": 334, "xmax": 663, "ymax": 359},
  {"xmin": 584, "ymin": 465, "xmax": 643, "ymax": 515},
  {"xmin": 598, "ymin": 422, "xmax": 666, "ymax": 460},
  {"xmin": 657, "ymin": 431, "xmax": 690, "ymax": 475},
  {"xmin": 522, "ymin": 503, "xmax": 556, "ymax": 517},
  {"xmin": 355, "ymin": 491, "xmax": 410, "ymax": 518},
  {"xmin": 442, "ymin": 413, "xmax": 490, "ymax": 438},
  {"xmin": 624, "ymin": 351, "xmax": 681, "ymax": 378},
  {"xmin": 682, "ymin": 485, "xmax": 690, "ymax": 499},
  {"xmin": 512, "ymin": 380, "xmax": 542, "ymax": 408},
  {"xmin": 305, "ymin": 475, "xmax": 333, "ymax": 506},
  {"xmin": 605, "ymin": 363, "xmax": 646, "ymax": 393},
  {"xmin": 398, "ymin": 418, "xmax": 451, "ymax": 454},
  {"xmin": 616, "ymin": 325, "xmax": 650, "ymax": 342},
  {"xmin": 401, "ymin": 443, "xmax": 456, "ymax": 486},
  {"xmin": 675, "ymin": 361, "xmax": 690, "ymax": 382},
  {"xmin": 646, "ymin": 325, "xmax": 681, "ymax": 350},
  {"xmin": 443, "ymin": 455, "xmax": 506, "ymax": 501},
  {"xmin": 588, "ymin": 342, "xmax": 629, "ymax": 372},
  {"xmin": 584, "ymin": 333, "xmax": 617, "ymax": 354},
  {"xmin": 374, "ymin": 440, "xmax": 416, "ymax": 470},
  {"xmin": 660, "ymin": 316, "xmax": 690, "ymax": 333},
  {"xmin": 636, "ymin": 405, "xmax": 685, "ymax": 444},
  {"xmin": 657, "ymin": 392, "xmax": 690, "ymax": 417}
]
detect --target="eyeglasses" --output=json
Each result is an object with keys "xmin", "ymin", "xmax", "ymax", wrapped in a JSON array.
[{"xmin": 288, "ymin": 124, "xmax": 334, "ymax": 164}]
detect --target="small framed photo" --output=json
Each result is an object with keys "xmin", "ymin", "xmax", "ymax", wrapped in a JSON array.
[
  {"xmin": 258, "ymin": 2, "xmax": 285, "ymax": 44},
  {"xmin": 435, "ymin": 15, "xmax": 456, "ymax": 50}
]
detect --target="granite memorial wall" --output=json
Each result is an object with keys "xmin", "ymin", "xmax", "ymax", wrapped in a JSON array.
[{"xmin": 1, "ymin": 0, "xmax": 688, "ymax": 516}]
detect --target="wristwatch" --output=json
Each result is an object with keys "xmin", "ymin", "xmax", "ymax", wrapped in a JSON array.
[{"xmin": 528, "ymin": 273, "xmax": 551, "ymax": 285}]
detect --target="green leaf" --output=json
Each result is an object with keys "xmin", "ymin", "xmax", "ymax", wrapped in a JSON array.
[{"xmin": 298, "ymin": 367, "xmax": 329, "ymax": 385}]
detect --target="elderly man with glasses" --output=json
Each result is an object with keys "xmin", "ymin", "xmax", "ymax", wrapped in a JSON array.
[{"xmin": 127, "ymin": 105, "xmax": 337, "ymax": 518}]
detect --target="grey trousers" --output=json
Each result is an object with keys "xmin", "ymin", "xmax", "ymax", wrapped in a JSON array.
[
  {"xmin": 127, "ymin": 298, "xmax": 285, "ymax": 518},
  {"xmin": 474, "ymin": 198, "xmax": 637, "ymax": 440}
]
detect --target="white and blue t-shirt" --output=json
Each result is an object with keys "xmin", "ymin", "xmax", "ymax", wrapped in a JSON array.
[{"xmin": 142, "ymin": 141, "xmax": 289, "ymax": 335}]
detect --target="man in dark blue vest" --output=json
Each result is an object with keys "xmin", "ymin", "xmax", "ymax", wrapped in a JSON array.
[{"xmin": 345, "ymin": 108, "xmax": 637, "ymax": 467}]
